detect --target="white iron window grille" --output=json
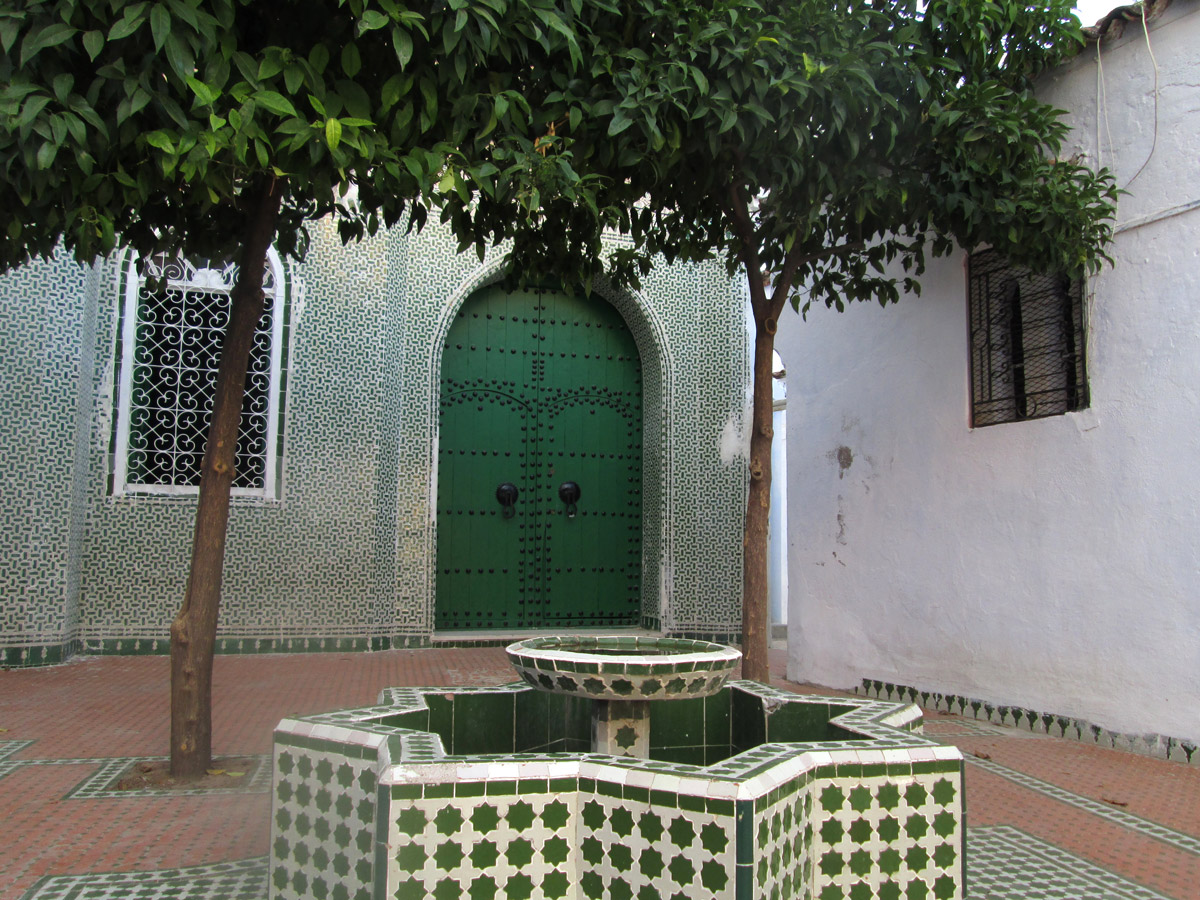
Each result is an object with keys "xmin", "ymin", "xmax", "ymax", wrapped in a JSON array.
[
  {"xmin": 968, "ymin": 249, "xmax": 1088, "ymax": 427},
  {"xmin": 113, "ymin": 250, "xmax": 287, "ymax": 497}
]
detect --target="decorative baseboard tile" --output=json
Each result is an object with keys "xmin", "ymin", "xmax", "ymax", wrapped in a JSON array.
[
  {"xmin": 19, "ymin": 857, "xmax": 268, "ymax": 900},
  {"xmin": 0, "ymin": 640, "xmax": 81, "ymax": 668},
  {"xmin": 857, "ymin": 679, "xmax": 1200, "ymax": 765},
  {"xmin": 80, "ymin": 634, "xmax": 434, "ymax": 658},
  {"xmin": 6, "ymin": 630, "xmax": 739, "ymax": 665},
  {"xmin": 968, "ymin": 826, "xmax": 1175, "ymax": 899},
  {"xmin": 670, "ymin": 630, "xmax": 741, "ymax": 645}
]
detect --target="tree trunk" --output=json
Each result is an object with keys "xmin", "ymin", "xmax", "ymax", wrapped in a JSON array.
[
  {"xmin": 169, "ymin": 179, "xmax": 283, "ymax": 777},
  {"xmin": 741, "ymin": 299, "xmax": 778, "ymax": 683}
]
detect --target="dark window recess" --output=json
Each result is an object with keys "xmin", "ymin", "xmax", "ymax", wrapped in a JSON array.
[{"xmin": 968, "ymin": 249, "xmax": 1088, "ymax": 427}]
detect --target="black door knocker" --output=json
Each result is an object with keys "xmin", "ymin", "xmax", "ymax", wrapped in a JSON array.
[
  {"xmin": 558, "ymin": 481, "xmax": 581, "ymax": 519},
  {"xmin": 496, "ymin": 482, "xmax": 519, "ymax": 518}
]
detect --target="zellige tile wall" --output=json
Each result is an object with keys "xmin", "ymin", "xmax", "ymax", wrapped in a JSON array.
[{"xmin": 0, "ymin": 219, "xmax": 750, "ymax": 662}]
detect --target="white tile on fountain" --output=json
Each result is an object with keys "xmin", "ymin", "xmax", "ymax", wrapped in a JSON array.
[
  {"xmin": 488, "ymin": 761, "xmax": 520, "ymax": 779},
  {"xmin": 705, "ymin": 779, "xmax": 739, "ymax": 800},
  {"xmin": 454, "ymin": 762, "xmax": 492, "ymax": 781},
  {"xmin": 804, "ymin": 750, "xmax": 835, "ymax": 769},
  {"xmin": 932, "ymin": 745, "xmax": 964, "ymax": 761},
  {"xmin": 546, "ymin": 760, "xmax": 580, "ymax": 779},
  {"xmin": 854, "ymin": 749, "xmax": 890, "ymax": 766},
  {"xmin": 905, "ymin": 746, "xmax": 942, "ymax": 763},
  {"xmin": 624, "ymin": 768, "xmax": 655, "ymax": 791},
  {"xmin": 882, "ymin": 748, "xmax": 916, "ymax": 765},
  {"xmin": 651, "ymin": 773, "xmax": 681, "ymax": 794}
]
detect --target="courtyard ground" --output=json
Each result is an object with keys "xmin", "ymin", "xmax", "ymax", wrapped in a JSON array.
[{"xmin": 0, "ymin": 645, "xmax": 1196, "ymax": 899}]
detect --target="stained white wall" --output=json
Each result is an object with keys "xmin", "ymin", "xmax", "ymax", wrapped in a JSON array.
[{"xmin": 778, "ymin": 0, "xmax": 1200, "ymax": 742}]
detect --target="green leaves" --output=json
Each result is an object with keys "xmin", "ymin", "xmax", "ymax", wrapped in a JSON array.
[
  {"xmin": 324, "ymin": 117, "xmax": 342, "ymax": 152},
  {"xmin": 149, "ymin": 5, "xmax": 171, "ymax": 52},
  {"xmin": 20, "ymin": 22, "xmax": 77, "ymax": 66},
  {"xmin": 253, "ymin": 91, "xmax": 297, "ymax": 118}
]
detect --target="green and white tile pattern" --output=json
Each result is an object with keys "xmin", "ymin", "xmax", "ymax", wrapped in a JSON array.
[
  {"xmin": 20, "ymin": 825, "xmax": 1180, "ymax": 900},
  {"xmin": 270, "ymin": 734, "xmax": 388, "ymax": 900},
  {"xmin": 0, "ymin": 221, "xmax": 750, "ymax": 663},
  {"xmin": 20, "ymin": 858, "xmax": 269, "ymax": 900},
  {"xmin": 968, "ymin": 826, "xmax": 1176, "ymax": 900},
  {"xmin": 270, "ymin": 681, "xmax": 964, "ymax": 899}
]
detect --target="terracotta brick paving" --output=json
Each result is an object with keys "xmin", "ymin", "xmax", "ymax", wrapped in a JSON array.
[
  {"xmin": 947, "ymin": 729, "xmax": 1200, "ymax": 837},
  {"xmin": 2, "ymin": 645, "xmax": 1198, "ymax": 899},
  {"xmin": 960, "ymin": 757, "xmax": 1200, "ymax": 898}
]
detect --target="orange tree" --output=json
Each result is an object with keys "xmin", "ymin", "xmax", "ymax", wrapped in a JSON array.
[
  {"xmin": 0, "ymin": 0, "xmax": 611, "ymax": 776},
  {"xmin": 452, "ymin": 0, "xmax": 1118, "ymax": 680}
]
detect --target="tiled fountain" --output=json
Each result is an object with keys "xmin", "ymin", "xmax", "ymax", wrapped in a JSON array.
[{"xmin": 269, "ymin": 637, "xmax": 964, "ymax": 900}]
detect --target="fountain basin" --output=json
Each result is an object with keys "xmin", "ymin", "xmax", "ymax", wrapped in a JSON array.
[
  {"xmin": 506, "ymin": 635, "xmax": 741, "ymax": 701},
  {"xmin": 269, "ymin": 681, "xmax": 964, "ymax": 900}
]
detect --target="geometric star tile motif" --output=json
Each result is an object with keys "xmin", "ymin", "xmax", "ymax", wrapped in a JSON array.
[
  {"xmin": 805, "ymin": 774, "xmax": 962, "ymax": 900},
  {"xmin": 576, "ymin": 791, "xmax": 735, "ymax": 900},
  {"xmin": 271, "ymin": 681, "xmax": 965, "ymax": 900},
  {"xmin": 269, "ymin": 743, "xmax": 380, "ymax": 900},
  {"xmin": 15, "ymin": 827, "xmax": 1174, "ymax": 900},
  {"xmin": 389, "ymin": 794, "xmax": 578, "ymax": 900}
]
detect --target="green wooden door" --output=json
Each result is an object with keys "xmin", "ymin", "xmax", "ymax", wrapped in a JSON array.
[{"xmin": 436, "ymin": 286, "xmax": 642, "ymax": 629}]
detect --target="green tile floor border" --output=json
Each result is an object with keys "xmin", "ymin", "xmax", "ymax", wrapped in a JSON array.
[
  {"xmin": 967, "ymin": 755, "xmax": 1200, "ymax": 857},
  {"xmin": 18, "ymin": 827, "xmax": 1177, "ymax": 900},
  {"xmin": 968, "ymin": 826, "xmax": 1175, "ymax": 899},
  {"xmin": 18, "ymin": 858, "xmax": 269, "ymax": 900},
  {"xmin": 859, "ymin": 679, "xmax": 1200, "ymax": 765},
  {"xmin": 0, "ymin": 746, "xmax": 271, "ymax": 798}
]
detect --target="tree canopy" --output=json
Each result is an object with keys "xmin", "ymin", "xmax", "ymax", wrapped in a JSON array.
[
  {"xmin": 444, "ymin": 0, "xmax": 1119, "ymax": 678},
  {"xmin": 0, "ymin": 0, "xmax": 1118, "ymax": 716},
  {"xmin": 0, "ymin": 0, "xmax": 616, "ymax": 776},
  {"xmin": 0, "ymin": 0, "xmax": 603, "ymax": 270}
]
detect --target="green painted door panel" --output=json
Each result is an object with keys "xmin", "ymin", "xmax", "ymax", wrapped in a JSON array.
[
  {"xmin": 536, "ymin": 293, "xmax": 643, "ymax": 626},
  {"xmin": 436, "ymin": 286, "xmax": 642, "ymax": 629}
]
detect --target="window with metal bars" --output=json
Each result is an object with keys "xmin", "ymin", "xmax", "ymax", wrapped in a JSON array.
[
  {"xmin": 111, "ymin": 251, "xmax": 288, "ymax": 497},
  {"xmin": 967, "ymin": 249, "xmax": 1088, "ymax": 427}
]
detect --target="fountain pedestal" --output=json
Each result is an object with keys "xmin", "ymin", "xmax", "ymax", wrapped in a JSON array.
[
  {"xmin": 505, "ymin": 635, "xmax": 742, "ymax": 759},
  {"xmin": 592, "ymin": 699, "xmax": 649, "ymax": 756}
]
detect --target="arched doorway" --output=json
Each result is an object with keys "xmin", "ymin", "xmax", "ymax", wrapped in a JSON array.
[{"xmin": 435, "ymin": 284, "xmax": 643, "ymax": 630}]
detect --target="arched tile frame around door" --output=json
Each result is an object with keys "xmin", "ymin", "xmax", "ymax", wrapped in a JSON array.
[{"xmin": 423, "ymin": 261, "xmax": 675, "ymax": 636}]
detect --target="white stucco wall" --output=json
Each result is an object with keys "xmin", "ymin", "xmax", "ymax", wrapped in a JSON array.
[{"xmin": 778, "ymin": 0, "xmax": 1200, "ymax": 742}]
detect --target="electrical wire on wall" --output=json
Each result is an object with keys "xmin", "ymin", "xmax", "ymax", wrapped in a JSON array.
[{"xmin": 1123, "ymin": 3, "xmax": 1161, "ymax": 189}]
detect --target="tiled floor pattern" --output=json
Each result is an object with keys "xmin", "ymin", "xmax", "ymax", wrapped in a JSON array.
[
  {"xmin": 0, "ymin": 743, "xmax": 272, "ymax": 799},
  {"xmin": 967, "ymin": 826, "xmax": 1175, "ymax": 899},
  {"xmin": 19, "ymin": 859, "xmax": 268, "ymax": 900},
  {"xmin": 2, "ymin": 647, "xmax": 1198, "ymax": 899},
  {"xmin": 966, "ymin": 755, "xmax": 1200, "ymax": 857}
]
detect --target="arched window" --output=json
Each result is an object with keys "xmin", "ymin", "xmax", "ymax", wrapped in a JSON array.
[{"xmin": 112, "ymin": 251, "xmax": 288, "ymax": 498}]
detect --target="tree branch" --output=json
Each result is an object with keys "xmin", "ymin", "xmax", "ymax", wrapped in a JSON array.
[
  {"xmin": 724, "ymin": 176, "xmax": 769, "ymax": 312},
  {"xmin": 769, "ymin": 237, "xmax": 866, "ymax": 313}
]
